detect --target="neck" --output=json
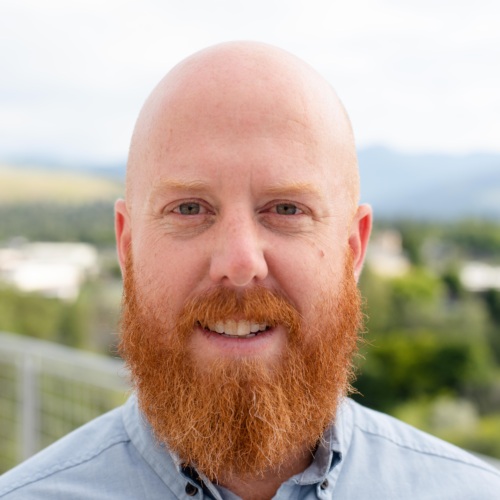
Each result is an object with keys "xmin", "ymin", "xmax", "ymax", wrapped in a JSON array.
[{"xmin": 218, "ymin": 444, "xmax": 313, "ymax": 500}]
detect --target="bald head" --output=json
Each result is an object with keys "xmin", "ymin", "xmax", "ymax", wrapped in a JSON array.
[{"xmin": 125, "ymin": 41, "xmax": 359, "ymax": 214}]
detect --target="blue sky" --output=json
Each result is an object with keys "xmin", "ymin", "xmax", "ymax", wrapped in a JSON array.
[{"xmin": 1, "ymin": 0, "xmax": 499, "ymax": 165}]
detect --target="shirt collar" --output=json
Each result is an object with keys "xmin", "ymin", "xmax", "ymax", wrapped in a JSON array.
[
  {"xmin": 122, "ymin": 395, "xmax": 223, "ymax": 499},
  {"xmin": 292, "ymin": 397, "xmax": 354, "ymax": 485}
]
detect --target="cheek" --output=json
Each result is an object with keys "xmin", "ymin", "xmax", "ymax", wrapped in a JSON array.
[
  {"xmin": 268, "ymin": 239, "xmax": 345, "ymax": 314},
  {"xmin": 131, "ymin": 232, "xmax": 208, "ymax": 308}
]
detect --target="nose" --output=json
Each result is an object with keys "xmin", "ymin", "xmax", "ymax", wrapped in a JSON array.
[{"xmin": 209, "ymin": 213, "xmax": 268, "ymax": 287}]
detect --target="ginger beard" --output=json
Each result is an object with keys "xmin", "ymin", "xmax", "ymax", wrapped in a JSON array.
[{"xmin": 119, "ymin": 252, "xmax": 363, "ymax": 482}]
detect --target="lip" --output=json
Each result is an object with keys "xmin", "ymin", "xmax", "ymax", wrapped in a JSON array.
[
  {"xmin": 191, "ymin": 323, "xmax": 284, "ymax": 358},
  {"xmin": 196, "ymin": 320, "xmax": 269, "ymax": 338}
]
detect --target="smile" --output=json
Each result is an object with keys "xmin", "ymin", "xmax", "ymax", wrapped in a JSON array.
[{"xmin": 197, "ymin": 320, "xmax": 270, "ymax": 338}]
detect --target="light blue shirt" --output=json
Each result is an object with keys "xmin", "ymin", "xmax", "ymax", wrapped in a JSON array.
[{"xmin": 1, "ymin": 395, "xmax": 499, "ymax": 499}]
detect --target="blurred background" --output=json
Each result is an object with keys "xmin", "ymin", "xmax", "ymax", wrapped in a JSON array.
[{"xmin": 1, "ymin": 0, "xmax": 499, "ymax": 472}]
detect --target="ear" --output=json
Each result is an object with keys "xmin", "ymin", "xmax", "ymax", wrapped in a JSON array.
[
  {"xmin": 348, "ymin": 204, "xmax": 372, "ymax": 281},
  {"xmin": 115, "ymin": 199, "xmax": 131, "ymax": 275}
]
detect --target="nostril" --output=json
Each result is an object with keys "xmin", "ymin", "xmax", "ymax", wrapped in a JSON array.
[
  {"xmin": 209, "ymin": 248, "xmax": 268, "ymax": 287},
  {"xmin": 227, "ymin": 252, "xmax": 268, "ymax": 287}
]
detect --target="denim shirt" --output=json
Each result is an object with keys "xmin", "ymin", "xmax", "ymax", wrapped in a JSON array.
[{"xmin": 1, "ymin": 394, "xmax": 499, "ymax": 499}]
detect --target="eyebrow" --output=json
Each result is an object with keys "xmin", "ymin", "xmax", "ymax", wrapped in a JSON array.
[
  {"xmin": 147, "ymin": 178, "xmax": 322, "ymax": 204},
  {"xmin": 151, "ymin": 179, "xmax": 211, "ymax": 194},
  {"xmin": 261, "ymin": 181, "xmax": 322, "ymax": 198},
  {"xmin": 147, "ymin": 179, "xmax": 210, "ymax": 206}
]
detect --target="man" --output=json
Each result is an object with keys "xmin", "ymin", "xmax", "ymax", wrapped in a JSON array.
[{"xmin": 0, "ymin": 42, "xmax": 499, "ymax": 499}]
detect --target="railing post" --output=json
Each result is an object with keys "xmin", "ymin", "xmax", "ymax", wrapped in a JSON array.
[
  {"xmin": 1, "ymin": 331, "xmax": 128, "ymax": 471},
  {"xmin": 17, "ymin": 354, "xmax": 39, "ymax": 461}
]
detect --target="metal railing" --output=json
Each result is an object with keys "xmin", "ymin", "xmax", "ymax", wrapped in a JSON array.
[
  {"xmin": 1, "ymin": 332, "xmax": 499, "ymax": 475},
  {"xmin": 0, "ymin": 331, "xmax": 129, "ymax": 473}
]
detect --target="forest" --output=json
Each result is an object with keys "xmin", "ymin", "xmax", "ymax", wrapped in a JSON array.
[{"xmin": 0, "ymin": 201, "xmax": 499, "ymax": 458}]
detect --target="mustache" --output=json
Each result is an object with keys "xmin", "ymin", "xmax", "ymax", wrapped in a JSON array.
[{"xmin": 176, "ymin": 286, "xmax": 302, "ymax": 335}]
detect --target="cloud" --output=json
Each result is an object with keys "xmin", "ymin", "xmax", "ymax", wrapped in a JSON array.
[{"xmin": 1, "ymin": 0, "xmax": 499, "ymax": 163}]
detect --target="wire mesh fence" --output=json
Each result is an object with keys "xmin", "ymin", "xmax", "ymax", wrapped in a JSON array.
[
  {"xmin": 0, "ymin": 331, "xmax": 129, "ymax": 474},
  {"xmin": 1, "ymin": 332, "xmax": 499, "ymax": 476}
]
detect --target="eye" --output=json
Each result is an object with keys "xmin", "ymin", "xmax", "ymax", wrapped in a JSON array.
[
  {"xmin": 174, "ymin": 202, "xmax": 205, "ymax": 215},
  {"xmin": 275, "ymin": 203, "xmax": 301, "ymax": 215}
]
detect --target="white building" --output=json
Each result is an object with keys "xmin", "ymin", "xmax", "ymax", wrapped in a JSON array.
[
  {"xmin": 460, "ymin": 262, "xmax": 500, "ymax": 292},
  {"xmin": 0, "ymin": 242, "xmax": 99, "ymax": 301},
  {"xmin": 366, "ymin": 230, "xmax": 410, "ymax": 277}
]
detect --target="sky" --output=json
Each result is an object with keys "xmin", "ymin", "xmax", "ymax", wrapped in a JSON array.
[{"xmin": 1, "ymin": 0, "xmax": 499, "ymax": 166}]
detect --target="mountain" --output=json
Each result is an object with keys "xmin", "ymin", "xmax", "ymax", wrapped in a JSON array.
[
  {"xmin": 3, "ymin": 146, "xmax": 500, "ymax": 219},
  {"xmin": 358, "ymin": 147, "xmax": 500, "ymax": 220}
]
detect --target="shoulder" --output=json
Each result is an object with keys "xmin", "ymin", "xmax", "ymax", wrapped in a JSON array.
[
  {"xmin": 348, "ymin": 399, "xmax": 499, "ymax": 471},
  {"xmin": 0, "ymin": 405, "xmax": 136, "ymax": 499},
  {"xmin": 335, "ymin": 399, "xmax": 500, "ymax": 498}
]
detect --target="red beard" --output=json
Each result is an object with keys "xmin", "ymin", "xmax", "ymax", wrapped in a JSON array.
[{"xmin": 119, "ymin": 253, "xmax": 362, "ymax": 482}]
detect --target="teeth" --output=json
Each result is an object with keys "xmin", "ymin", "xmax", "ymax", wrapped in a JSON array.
[
  {"xmin": 206, "ymin": 320, "xmax": 268, "ymax": 337},
  {"xmin": 237, "ymin": 320, "xmax": 250, "ymax": 336},
  {"xmin": 225, "ymin": 319, "xmax": 237, "ymax": 335}
]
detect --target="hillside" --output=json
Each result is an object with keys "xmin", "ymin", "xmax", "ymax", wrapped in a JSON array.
[{"xmin": 0, "ymin": 165, "xmax": 123, "ymax": 204}]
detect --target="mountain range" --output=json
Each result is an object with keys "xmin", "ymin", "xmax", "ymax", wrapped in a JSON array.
[
  {"xmin": 3, "ymin": 147, "xmax": 500, "ymax": 220},
  {"xmin": 358, "ymin": 147, "xmax": 500, "ymax": 219}
]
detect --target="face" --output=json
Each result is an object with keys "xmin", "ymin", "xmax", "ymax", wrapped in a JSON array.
[
  {"xmin": 115, "ymin": 46, "xmax": 372, "ymax": 479},
  {"xmin": 116, "ymin": 84, "xmax": 370, "ymax": 368}
]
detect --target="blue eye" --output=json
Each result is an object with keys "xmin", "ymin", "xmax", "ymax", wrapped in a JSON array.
[
  {"xmin": 177, "ymin": 202, "xmax": 201, "ymax": 215},
  {"xmin": 275, "ymin": 203, "xmax": 299, "ymax": 215}
]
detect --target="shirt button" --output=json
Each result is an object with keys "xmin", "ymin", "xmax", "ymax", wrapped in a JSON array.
[
  {"xmin": 185, "ymin": 482, "xmax": 198, "ymax": 496},
  {"xmin": 320, "ymin": 479, "xmax": 329, "ymax": 490}
]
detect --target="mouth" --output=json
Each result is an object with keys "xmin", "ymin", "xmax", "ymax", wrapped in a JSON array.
[{"xmin": 197, "ymin": 320, "xmax": 271, "ymax": 339}]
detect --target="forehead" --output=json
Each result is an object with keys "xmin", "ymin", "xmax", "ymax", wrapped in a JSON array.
[
  {"xmin": 159, "ymin": 83, "xmax": 334, "ymax": 170},
  {"xmin": 148, "ymin": 110, "xmax": 336, "ymax": 201}
]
